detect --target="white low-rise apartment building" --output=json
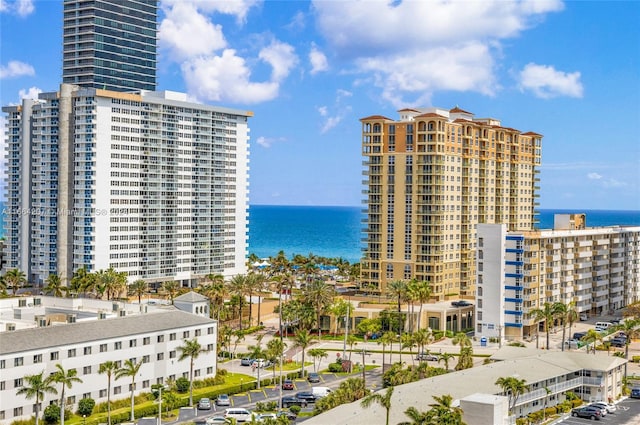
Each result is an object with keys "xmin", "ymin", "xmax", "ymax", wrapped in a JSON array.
[
  {"xmin": 476, "ymin": 214, "xmax": 640, "ymax": 341},
  {"xmin": 0, "ymin": 295, "xmax": 217, "ymax": 424}
]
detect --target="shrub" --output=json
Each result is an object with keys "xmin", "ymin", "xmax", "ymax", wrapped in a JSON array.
[
  {"xmin": 43, "ymin": 405, "xmax": 60, "ymax": 425},
  {"xmin": 175, "ymin": 377, "xmax": 190, "ymax": 393},
  {"xmin": 327, "ymin": 363, "xmax": 343, "ymax": 373},
  {"xmin": 544, "ymin": 406, "xmax": 556, "ymax": 417},
  {"xmin": 515, "ymin": 418, "xmax": 529, "ymax": 425},
  {"xmin": 289, "ymin": 405, "xmax": 301, "ymax": 415},
  {"xmin": 255, "ymin": 402, "xmax": 267, "ymax": 412},
  {"xmin": 632, "ymin": 355, "xmax": 640, "ymax": 363},
  {"xmin": 77, "ymin": 398, "xmax": 95, "ymax": 416},
  {"xmin": 508, "ymin": 341, "xmax": 526, "ymax": 347}
]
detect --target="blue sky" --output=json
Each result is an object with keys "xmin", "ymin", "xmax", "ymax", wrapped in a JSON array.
[{"xmin": 1, "ymin": 0, "xmax": 639, "ymax": 210}]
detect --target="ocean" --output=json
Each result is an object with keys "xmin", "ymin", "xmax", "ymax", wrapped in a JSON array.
[{"xmin": 1, "ymin": 202, "xmax": 639, "ymax": 265}]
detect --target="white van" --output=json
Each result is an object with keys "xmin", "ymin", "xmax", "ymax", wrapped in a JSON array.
[
  {"xmin": 224, "ymin": 408, "xmax": 252, "ymax": 423},
  {"xmin": 595, "ymin": 322, "xmax": 613, "ymax": 331},
  {"xmin": 311, "ymin": 387, "xmax": 332, "ymax": 398}
]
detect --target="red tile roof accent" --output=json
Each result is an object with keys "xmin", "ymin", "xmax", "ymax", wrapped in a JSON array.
[
  {"xmin": 397, "ymin": 108, "xmax": 421, "ymax": 112},
  {"xmin": 360, "ymin": 115, "xmax": 393, "ymax": 121},
  {"xmin": 522, "ymin": 131, "xmax": 543, "ymax": 136},
  {"xmin": 415, "ymin": 113, "xmax": 447, "ymax": 118},
  {"xmin": 450, "ymin": 106, "xmax": 473, "ymax": 115}
]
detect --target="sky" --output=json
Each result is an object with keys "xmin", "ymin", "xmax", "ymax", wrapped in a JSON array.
[{"xmin": 1, "ymin": 0, "xmax": 639, "ymax": 210}]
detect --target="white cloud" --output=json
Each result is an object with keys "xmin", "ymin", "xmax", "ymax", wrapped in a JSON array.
[
  {"xmin": 18, "ymin": 86, "xmax": 41, "ymax": 100},
  {"xmin": 0, "ymin": 60, "xmax": 35, "ymax": 78},
  {"xmin": 182, "ymin": 49, "xmax": 283, "ymax": 104},
  {"xmin": 309, "ymin": 44, "xmax": 328, "ymax": 75},
  {"xmin": 602, "ymin": 178, "xmax": 626, "ymax": 188},
  {"xmin": 0, "ymin": 0, "xmax": 34, "ymax": 16},
  {"xmin": 161, "ymin": 0, "xmax": 259, "ymax": 24},
  {"xmin": 259, "ymin": 40, "xmax": 298, "ymax": 82},
  {"xmin": 285, "ymin": 11, "xmax": 305, "ymax": 32},
  {"xmin": 312, "ymin": 0, "xmax": 564, "ymax": 105},
  {"xmin": 519, "ymin": 63, "xmax": 583, "ymax": 99},
  {"xmin": 159, "ymin": 2, "xmax": 226, "ymax": 60},
  {"xmin": 317, "ymin": 89, "xmax": 353, "ymax": 134},
  {"xmin": 587, "ymin": 172, "xmax": 602, "ymax": 180},
  {"xmin": 255, "ymin": 136, "xmax": 286, "ymax": 148}
]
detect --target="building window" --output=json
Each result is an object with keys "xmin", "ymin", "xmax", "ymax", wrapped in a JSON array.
[
  {"xmin": 100, "ymin": 344, "xmax": 108, "ymax": 353},
  {"xmin": 99, "ymin": 389, "xmax": 107, "ymax": 398},
  {"xmin": 194, "ymin": 369, "xmax": 201, "ymax": 377},
  {"xmin": 0, "ymin": 360, "xmax": 5, "ymax": 369},
  {"xmin": 143, "ymin": 380, "xmax": 150, "ymax": 389},
  {"xmin": 83, "ymin": 393, "xmax": 91, "ymax": 399},
  {"xmin": 143, "ymin": 337, "xmax": 150, "ymax": 345},
  {"xmin": 169, "ymin": 351, "xmax": 176, "ymax": 359},
  {"xmin": 0, "ymin": 381, "xmax": 5, "ymax": 390},
  {"xmin": 207, "ymin": 327, "xmax": 214, "ymax": 335},
  {"xmin": 158, "ymin": 335, "xmax": 165, "ymax": 343},
  {"xmin": 114, "ymin": 341, "xmax": 122, "ymax": 350},
  {"xmin": 183, "ymin": 331, "xmax": 190, "ymax": 338},
  {"xmin": 142, "ymin": 355, "xmax": 150, "ymax": 363},
  {"xmin": 14, "ymin": 378, "xmax": 23, "ymax": 388},
  {"xmin": 114, "ymin": 386, "xmax": 121, "ymax": 395},
  {"xmin": 129, "ymin": 339, "xmax": 137, "ymax": 348},
  {"xmin": 195, "ymin": 329, "xmax": 201, "ymax": 337},
  {"xmin": 207, "ymin": 367, "xmax": 213, "ymax": 374},
  {"xmin": 169, "ymin": 333, "xmax": 176, "ymax": 341},
  {"xmin": 83, "ymin": 366, "xmax": 92, "ymax": 375},
  {"xmin": 207, "ymin": 344, "xmax": 214, "ymax": 351},
  {"xmin": 84, "ymin": 347, "xmax": 92, "ymax": 355},
  {"xmin": 14, "ymin": 357, "xmax": 23, "ymax": 367},
  {"xmin": 50, "ymin": 352, "xmax": 59, "ymax": 361},
  {"xmin": 157, "ymin": 353, "xmax": 164, "ymax": 361},
  {"xmin": 68, "ymin": 349, "xmax": 76, "ymax": 358},
  {"xmin": 156, "ymin": 377, "xmax": 164, "ymax": 385},
  {"xmin": 67, "ymin": 396, "xmax": 76, "ymax": 405},
  {"xmin": 13, "ymin": 407, "xmax": 23, "ymax": 417}
]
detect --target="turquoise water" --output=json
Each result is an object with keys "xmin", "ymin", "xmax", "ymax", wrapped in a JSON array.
[{"xmin": 2, "ymin": 202, "xmax": 638, "ymax": 265}]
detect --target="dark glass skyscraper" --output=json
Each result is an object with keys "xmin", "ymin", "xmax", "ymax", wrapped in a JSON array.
[{"xmin": 62, "ymin": 0, "xmax": 158, "ymax": 92}]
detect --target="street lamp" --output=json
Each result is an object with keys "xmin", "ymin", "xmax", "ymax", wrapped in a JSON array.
[
  {"xmin": 157, "ymin": 385, "xmax": 165, "ymax": 425},
  {"xmin": 83, "ymin": 415, "xmax": 86, "ymax": 425},
  {"xmin": 240, "ymin": 378, "xmax": 244, "ymax": 393}
]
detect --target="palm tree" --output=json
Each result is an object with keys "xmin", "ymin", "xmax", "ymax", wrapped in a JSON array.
[
  {"xmin": 612, "ymin": 319, "xmax": 640, "ymax": 377},
  {"xmin": 412, "ymin": 328, "xmax": 433, "ymax": 358},
  {"xmin": 128, "ymin": 279, "xmax": 148, "ymax": 305},
  {"xmin": 162, "ymin": 280, "xmax": 180, "ymax": 304},
  {"xmin": 16, "ymin": 371, "xmax": 57, "ymax": 425},
  {"xmin": 229, "ymin": 274, "xmax": 247, "ymax": 330},
  {"xmin": 452, "ymin": 333, "xmax": 473, "ymax": 371},
  {"xmin": 386, "ymin": 280, "xmax": 407, "ymax": 334},
  {"xmin": 116, "ymin": 359, "xmax": 143, "ymax": 421},
  {"xmin": 438, "ymin": 352, "xmax": 456, "ymax": 371},
  {"xmin": 301, "ymin": 280, "xmax": 335, "ymax": 339},
  {"xmin": 308, "ymin": 348, "xmax": 328, "ymax": 373},
  {"xmin": 266, "ymin": 338, "xmax": 287, "ymax": 381},
  {"xmin": 43, "ymin": 274, "xmax": 66, "ymax": 297},
  {"xmin": 530, "ymin": 302, "xmax": 561, "ymax": 350},
  {"xmin": 361, "ymin": 387, "xmax": 394, "ymax": 425},
  {"xmin": 4, "ymin": 268, "xmax": 27, "ymax": 295},
  {"xmin": 557, "ymin": 301, "xmax": 578, "ymax": 352},
  {"xmin": 50, "ymin": 364, "xmax": 82, "ymax": 425},
  {"xmin": 70, "ymin": 267, "xmax": 95, "ymax": 297},
  {"xmin": 400, "ymin": 333, "xmax": 415, "ymax": 365},
  {"xmin": 380, "ymin": 331, "xmax": 397, "ymax": 365},
  {"xmin": 98, "ymin": 361, "xmax": 118, "ymax": 425},
  {"xmin": 581, "ymin": 329, "xmax": 603, "ymax": 354},
  {"xmin": 177, "ymin": 338, "xmax": 206, "ymax": 406},
  {"xmin": 407, "ymin": 280, "xmax": 431, "ymax": 331},
  {"xmin": 293, "ymin": 329, "xmax": 316, "ymax": 378},
  {"xmin": 495, "ymin": 376, "xmax": 528, "ymax": 415},
  {"xmin": 427, "ymin": 394, "xmax": 466, "ymax": 424},
  {"xmin": 329, "ymin": 298, "xmax": 351, "ymax": 335}
]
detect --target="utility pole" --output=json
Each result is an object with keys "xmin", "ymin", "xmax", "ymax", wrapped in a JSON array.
[
  {"xmin": 361, "ymin": 349, "xmax": 367, "ymax": 388},
  {"xmin": 342, "ymin": 302, "xmax": 350, "ymax": 359},
  {"xmin": 157, "ymin": 385, "xmax": 163, "ymax": 425},
  {"xmin": 278, "ymin": 288, "xmax": 284, "ymax": 411}
]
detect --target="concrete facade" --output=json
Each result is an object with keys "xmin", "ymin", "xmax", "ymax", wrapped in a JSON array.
[
  {"xmin": 359, "ymin": 107, "xmax": 541, "ymax": 298},
  {"xmin": 476, "ymin": 216, "xmax": 640, "ymax": 341}
]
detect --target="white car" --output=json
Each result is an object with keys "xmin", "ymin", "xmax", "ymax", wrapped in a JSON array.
[
  {"xmin": 591, "ymin": 402, "xmax": 616, "ymax": 414},
  {"xmin": 252, "ymin": 358, "xmax": 271, "ymax": 368}
]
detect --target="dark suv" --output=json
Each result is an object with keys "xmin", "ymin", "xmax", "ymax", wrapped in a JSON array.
[
  {"xmin": 611, "ymin": 337, "xmax": 627, "ymax": 347},
  {"xmin": 451, "ymin": 300, "xmax": 471, "ymax": 307},
  {"xmin": 571, "ymin": 406, "xmax": 602, "ymax": 420},
  {"xmin": 631, "ymin": 387, "xmax": 640, "ymax": 399}
]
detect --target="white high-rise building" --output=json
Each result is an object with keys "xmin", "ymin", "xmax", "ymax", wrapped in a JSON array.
[
  {"xmin": 3, "ymin": 84, "xmax": 252, "ymax": 285},
  {"xmin": 476, "ymin": 214, "xmax": 640, "ymax": 341}
]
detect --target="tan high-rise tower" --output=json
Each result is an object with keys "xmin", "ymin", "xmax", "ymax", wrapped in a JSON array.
[{"xmin": 359, "ymin": 107, "xmax": 541, "ymax": 299}]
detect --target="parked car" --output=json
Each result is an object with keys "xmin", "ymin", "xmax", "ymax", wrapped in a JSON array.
[
  {"xmin": 255, "ymin": 413, "xmax": 276, "ymax": 422},
  {"xmin": 205, "ymin": 417, "xmax": 229, "ymax": 424},
  {"xmin": 307, "ymin": 372, "xmax": 321, "ymax": 383},
  {"xmin": 198, "ymin": 398, "xmax": 212, "ymax": 410},
  {"xmin": 564, "ymin": 339, "xmax": 580, "ymax": 349},
  {"xmin": 240, "ymin": 358, "xmax": 254, "ymax": 366},
  {"xmin": 590, "ymin": 402, "xmax": 616, "ymax": 414},
  {"xmin": 295, "ymin": 391, "xmax": 317, "ymax": 403},
  {"xmin": 571, "ymin": 406, "xmax": 602, "ymax": 420},
  {"xmin": 416, "ymin": 352, "xmax": 439, "ymax": 361},
  {"xmin": 451, "ymin": 300, "xmax": 471, "ymax": 307},
  {"xmin": 215, "ymin": 394, "xmax": 231, "ymax": 407},
  {"xmin": 311, "ymin": 386, "xmax": 332, "ymax": 398},
  {"xmin": 588, "ymin": 404, "xmax": 607, "ymax": 417},
  {"xmin": 223, "ymin": 408, "xmax": 252, "ymax": 423},
  {"xmin": 579, "ymin": 313, "xmax": 589, "ymax": 321},
  {"xmin": 631, "ymin": 387, "xmax": 640, "ymax": 398},
  {"xmin": 611, "ymin": 337, "xmax": 627, "ymax": 347},
  {"xmin": 281, "ymin": 395, "xmax": 308, "ymax": 408},
  {"xmin": 252, "ymin": 358, "xmax": 271, "ymax": 368},
  {"xmin": 282, "ymin": 379, "xmax": 294, "ymax": 390},
  {"xmin": 573, "ymin": 331, "xmax": 586, "ymax": 341},
  {"xmin": 276, "ymin": 411, "xmax": 298, "ymax": 421}
]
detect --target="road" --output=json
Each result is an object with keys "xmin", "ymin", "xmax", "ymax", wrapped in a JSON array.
[{"xmin": 558, "ymin": 397, "xmax": 640, "ymax": 424}]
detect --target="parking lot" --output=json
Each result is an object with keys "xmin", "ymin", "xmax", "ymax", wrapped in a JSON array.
[{"xmin": 559, "ymin": 398, "xmax": 640, "ymax": 424}]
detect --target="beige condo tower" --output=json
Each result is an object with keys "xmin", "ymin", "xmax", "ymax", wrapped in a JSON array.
[{"xmin": 359, "ymin": 107, "xmax": 542, "ymax": 299}]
